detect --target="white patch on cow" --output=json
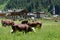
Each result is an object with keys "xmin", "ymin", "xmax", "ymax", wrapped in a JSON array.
[
  {"xmin": 31, "ymin": 27, "xmax": 36, "ymax": 32},
  {"xmin": 11, "ymin": 30, "xmax": 13, "ymax": 33}
]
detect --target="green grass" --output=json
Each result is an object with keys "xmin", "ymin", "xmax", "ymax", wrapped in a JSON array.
[{"xmin": 0, "ymin": 19, "xmax": 60, "ymax": 40}]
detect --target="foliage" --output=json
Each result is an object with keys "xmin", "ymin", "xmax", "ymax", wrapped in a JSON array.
[{"xmin": 0, "ymin": 0, "xmax": 60, "ymax": 14}]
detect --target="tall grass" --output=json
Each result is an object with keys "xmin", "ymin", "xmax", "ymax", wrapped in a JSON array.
[{"xmin": 0, "ymin": 19, "xmax": 60, "ymax": 40}]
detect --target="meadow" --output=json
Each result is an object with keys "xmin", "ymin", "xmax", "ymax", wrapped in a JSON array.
[{"xmin": 0, "ymin": 19, "xmax": 60, "ymax": 40}]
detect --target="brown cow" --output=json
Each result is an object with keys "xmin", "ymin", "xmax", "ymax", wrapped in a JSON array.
[
  {"xmin": 11, "ymin": 23, "xmax": 35, "ymax": 33},
  {"xmin": 21, "ymin": 20, "xmax": 42, "ymax": 28},
  {"xmin": 28, "ymin": 22, "xmax": 42, "ymax": 28},
  {"xmin": 1, "ymin": 19, "xmax": 14, "ymax": 27}
]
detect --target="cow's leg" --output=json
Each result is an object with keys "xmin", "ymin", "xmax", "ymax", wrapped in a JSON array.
[
  {"xmin": 11, "ymin": 30, "xmax": 13, "ymax": 33},
  {"xmin": 11, "ymin": 26, "xmax": 16, "ymax": 33},
  {"xmin": 4, "ymin": 23, "xmax": 7, "ymax": 27},
  {"xmin": 37, "ymin": 23, "xmax": 42, "ymax": 28},
  {"xmin": 2, "ymin": 23, "xmax": 6, "ymax": 27},
  {"xmin": 39, "ymin": 23, "xmax": 42, "ymax": 28},
  {"xmin": 1, "ymin": 23, "xmax": 4, "ymax": 26},
  {"xmin": 24, "ymin": 27, "xmax": 28, "ymax": 33},
  {"xmin": 1, "ymin": 22, "xmax": 5, "ymax": 26},
  {"xmin": 31, "ymin": 27, "xmax": 36, "ymax": 32}
]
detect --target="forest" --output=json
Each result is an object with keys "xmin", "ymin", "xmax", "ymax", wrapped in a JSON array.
[{"xmin": 0, "ymin": 0, "xmax": 60, "ymax": 14}]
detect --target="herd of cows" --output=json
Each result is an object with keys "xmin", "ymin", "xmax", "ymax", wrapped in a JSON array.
[{"xmin": 1, "ymin": 19, "xmax": 42, "ymax": 33}]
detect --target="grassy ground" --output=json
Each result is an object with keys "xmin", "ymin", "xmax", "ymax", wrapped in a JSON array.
[{"xmin": 0, "ymin": 19, "xmax": 60, "ymax": 40}]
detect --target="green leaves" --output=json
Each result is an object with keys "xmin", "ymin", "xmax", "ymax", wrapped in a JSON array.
[{"xmin": 0, "ymin": 0, "xmax": 60, "ymax": 14}]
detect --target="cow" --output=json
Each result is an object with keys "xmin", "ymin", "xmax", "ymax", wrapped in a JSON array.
[
  {"xmin": 11, "ymin": 23, "xmax": 35, "ymax": 33},
  {"xmin": 21, "ymin": 20, "xmax": 42, "ymax": 28},
  {"xmin": 28, "ymin": 21, "xmax": 42, "ymax": 28},
  {"xmin": 1, "ymin": 19, "xmax": 14, "ymax": 27}
]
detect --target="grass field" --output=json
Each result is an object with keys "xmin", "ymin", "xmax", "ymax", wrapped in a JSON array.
[{"xmin": 0, "ymin": 19, "xmax": 60, "ymax": 40}]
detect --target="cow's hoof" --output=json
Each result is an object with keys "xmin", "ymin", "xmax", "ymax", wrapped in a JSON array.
[{"xmin": 11, "ymin": 30, "xmax": 13, "ymax": 33}]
